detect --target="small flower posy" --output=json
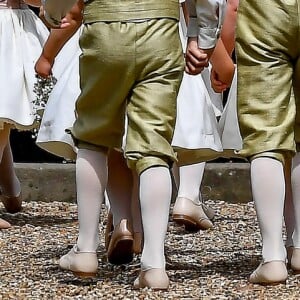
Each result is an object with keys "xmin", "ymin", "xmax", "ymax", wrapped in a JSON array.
[{"xmin": 32, "ymin": 73, "xmax": 57, "ymax": 138}]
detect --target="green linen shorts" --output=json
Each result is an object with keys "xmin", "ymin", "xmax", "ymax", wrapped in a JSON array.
[
  {"xmin": 236, "ymin": 0, "xmax": 300, "ymax": 160},
  {"xmin": 71, "ymin": 18, "xmax": 184, "ymax": 174}
]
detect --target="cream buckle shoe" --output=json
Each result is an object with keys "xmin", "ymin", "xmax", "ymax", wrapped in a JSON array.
[
  {"xmin": 249, "ymin": 261, "xmax": 288, "ymax": 285},
  {"xmin": 59, "ymin": 245, "xmax": 98, "ymax": 278},
  {"xmin": 133, "ymin": 268, "xmax": 170, "ymax": 290},
  {"xmin": 173, "ymin": 197, "xmax": 213, "ymax": 231}
]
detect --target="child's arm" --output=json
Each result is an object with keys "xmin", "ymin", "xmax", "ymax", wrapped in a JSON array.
[
  {"xmin": 35, "ymin": 0, "xmax": 84, "ymax": 77},
  {"xmin": 209, "ymin": 0, "xmax": 239, "ymax": 91},
  {"xmin": 185, "ymin": 0, "xmax": 226, "ymax": 75},
  {"xmin": 24, "ymin": 0, "xmax": 42, "ymax": 7},
  {"xmin": 220, "ymin": 0, "xmax": 238, "ymax": 56},
  {"xmin": 210, "ymin": 39, "xmax": 235, "ymax": 87}
]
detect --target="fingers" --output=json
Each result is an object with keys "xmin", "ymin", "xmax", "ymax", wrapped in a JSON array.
[{"xmin": 185, "ymin": 38, "xmax": 209, "ymax": 75}]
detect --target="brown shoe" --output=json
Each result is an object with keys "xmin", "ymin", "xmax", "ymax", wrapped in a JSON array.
[
  {"xmin": 133, "ymin": 232, "xmax": 143, "ymax": 255},
  {"xmin": 249, "ymin": 261, "xmax": 287, "ymax": 285},
  {"xmin": 133, "ymin": 268, "xmax": 169, "ymax": 290},
  {"xmin": 173, "ymin": 197, "xmax": 213, "ymax": 231},
  {"xmin": 107, "ymin": 219, "xmax": 134, "ymax": 265},
  {"xmin": 290, "ymin": 247, "xmax": 300, "ymax": 274},
  {"xmin": 0, "ymin": 217, "xmax": 11, "ymax": 229},
  {"xmin": 0, "ymin": 191, "xmax": 22, "ymax": 213}
]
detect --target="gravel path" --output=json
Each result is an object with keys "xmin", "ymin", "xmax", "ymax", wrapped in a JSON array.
[{"xmin": 0, "ymin": 200, "xmax": 299, "ymax": 299}]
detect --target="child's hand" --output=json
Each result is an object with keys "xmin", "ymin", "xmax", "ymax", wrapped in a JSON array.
[
  {"xmin": 210, "ymin": 68, "xmax": 228, "ymax": 93},
  {"xmin": 185, "ymin": 37, "xmax": 209, "ymax": 75},
  {"xmin": 35, "ymin": 55, "xmax": 54, "ymax": 78}
]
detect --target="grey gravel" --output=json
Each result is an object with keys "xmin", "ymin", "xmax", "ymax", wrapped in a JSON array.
[{"xmin": 0, "ymin": 200, "xmax": 299, "ymax": 299}]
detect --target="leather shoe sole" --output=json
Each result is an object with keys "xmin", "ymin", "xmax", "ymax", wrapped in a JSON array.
[{"xmin": 107, "ymin": 219, "xmax": 134, "ymax": 265}]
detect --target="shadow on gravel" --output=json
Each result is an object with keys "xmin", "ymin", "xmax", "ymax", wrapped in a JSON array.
[
  {"xmin": 166, "ymin": 254, "xmax": 260, "ymax": 281},
  {"xmin": 0, "ymin": 211, "xmax": 76, "ymax": 227}
]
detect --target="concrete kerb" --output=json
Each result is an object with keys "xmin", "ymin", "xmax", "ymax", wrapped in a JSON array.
[{"xmin": 15, "ymin": 162, "xmax": 252, "ymax": 204}]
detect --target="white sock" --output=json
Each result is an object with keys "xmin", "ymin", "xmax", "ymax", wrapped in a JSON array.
[
  {"xmin": 76, "ymin": 149, "xmax": 107, "ymax": 252},
  {"xmin": 291, "ymin": 152, "xmax": 300, "ymax": 247},
  {"xmin": 251, "ymin": 157, "xmax": 286, "ymax": 262},
  {"xmin": 177, "ymin": 162, "xmax": 206, "ymax": 204},
  {"xmin": 139, "ymin": 166, "xmax": 172, "ymax": 270}
]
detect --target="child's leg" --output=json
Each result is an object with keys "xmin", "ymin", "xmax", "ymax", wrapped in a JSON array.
[
  {"xmin": 251, "ymin": 157, "xmax": 286, "ymax": 261},
  {"xmin": 105, "ymin": 149, "xmax": 134, "ymax": 264},
  {"xmin": 173, "ymin": 162, "xmax": 213, "ymax": 231},
  {"xmin": 0, "ymin": 125, "xmax": 22, "ymax": 213},
  {"xmin": 291, "ymin": 153, "xmax": 300, "ymax": 247},
  {"xmin": 0, "ymin": 142, "xmax": 21, "ymax": 197},
  {"xmin": 283, "ymin": 157, "xmax": 294, "ymax": 253},
  {"xmin": 249, "ymin": 156, "xmax": 287, "ymax": 284},
  {"xmin": 59, "ymin": 148, "xmax": 107, "ymax": 277},
  {"xmin": 107, "ymin": 149, "xmax": 133, "ymax": 226},
  {"xmin": 138, "ymin": 166, "xmax": 171, "ymax": 283},
  {"xmin": 290, "ymin": 152, "xmax": 300, "ymax": 272},
  {"xmin": 177, "ymin": 162, "xmax": 206, "ymax": 203},
  {"xmin": 131, "ymin": 170, "xmax": 143, "ymax": 254},
  {"xmin": 75, "ymin": 148, "xmax": 107, "ymax": 252}
]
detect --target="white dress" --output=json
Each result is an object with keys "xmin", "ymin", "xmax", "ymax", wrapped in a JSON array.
[
  {"xmin": 171, "ymin": 5, "xmax": 224, "ymax": 166},
  {"xmin": 36, "ymin": 28, "xmax": 82, "ymax": 160},
  {"xmin": 0, "ymin": 2, "xmax": 49, "ymax": 130},
  {"xmin": 218, "ymin": 68, "xmax": 243, "ymax": 157}
]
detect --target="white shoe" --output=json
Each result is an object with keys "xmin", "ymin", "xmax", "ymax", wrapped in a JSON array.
[{"xmin": 59, "ymin": 245, "xmax": 98, "ymax": 278}]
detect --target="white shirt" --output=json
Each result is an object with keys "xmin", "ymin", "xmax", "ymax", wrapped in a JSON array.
[{"xmin": 185, "ymin": 0, "xmax": 226, "ymax": 49}]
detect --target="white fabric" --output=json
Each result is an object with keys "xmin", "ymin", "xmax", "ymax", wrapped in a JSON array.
[
  {"xmin": 36, "ymin": 28, "xmax": 82, "ymax": 160},
  {"xmin": 177, "ymin": 162, "xmax": 205, "ymax": 204},
  {"xmin": 251, "ymin": 157, "xmax": 286, "ymax": 262},
  {"xmin": 0, "ymin": 8, "xmax": 49, "ymax": 130},
  {"xmin": 139, "ymin": 166, "xmax": 172, "ymax": 270},
  {"xmin": 76, "ymin": 149, "xmax": 107, "ymax": 252},
  {"xmin": 291, "ymin": 152, "xmax": 300, "ymax": 247},
  {"xmin": 172, "ymin": 71, "xmax": 223, "ymax": 153},
  {"xmin": 186, "ymin": 0, "xmax": 226, "ymax": 49},
  {"xmin": 218, "ymin": 69, "xmax": 243, "ymax": 155},
  {"xmin": 172, "ymin": 10, "xmax": 223, "ymax": 159}
]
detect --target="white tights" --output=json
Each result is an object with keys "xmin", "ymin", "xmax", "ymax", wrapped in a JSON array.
[
  {"xmin": 251, "ymin": 157, "xmax": 286, "ymax": 262},
  {"xmin": 291, "ymin": 152, "xmax": 300, "ymax": 247},
  {"xmin": 75, "ymin": 149, "xmax": 171, "ymax": 270},
  {"xmin": 139, "ymin": 166, "xmax": 172, "ymax": 270},
  {"xmin": 177, "ymin": 162, "xmax": 206, "ymax": 204},
  {"xmin": 76, "ymin": 149, "xmax": 107, "ymax": 252}
]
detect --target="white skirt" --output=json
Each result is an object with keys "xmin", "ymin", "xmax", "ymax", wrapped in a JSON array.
[
  {"xmin": 172, "ymin": 72, "xmax": 224, "ymax": 165},
  {"xmin": 218, "ymin": 69, "xmax": 243, "ymax": 157},
  {"xmin": 36, "ymin": 28, "xmax": 82, "ymax": 160},
  {"xmin": 0, "ymin": 8, "xmax": 49, "ymax": 130}
]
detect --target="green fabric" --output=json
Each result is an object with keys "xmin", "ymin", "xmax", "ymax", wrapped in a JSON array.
[
  {"xmin": 72, "ymin": 19, "xmax": 184, "ymax": 173},
  {"xmin": 236, "ymin": 0, "xmax": 300, "ymax": 159},
  {"xmin": 84, "ymin": 0, "xmax": 179, "ymax": 23}
]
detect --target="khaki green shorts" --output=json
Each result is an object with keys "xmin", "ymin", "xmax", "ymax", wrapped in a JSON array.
[
  {"xmin": 236, "ymin": 0, "xmax": 300, "ymax": 159},
  {"xmin": 71, "ymin": 19, "xmax": 184, "ymax": 174}
]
